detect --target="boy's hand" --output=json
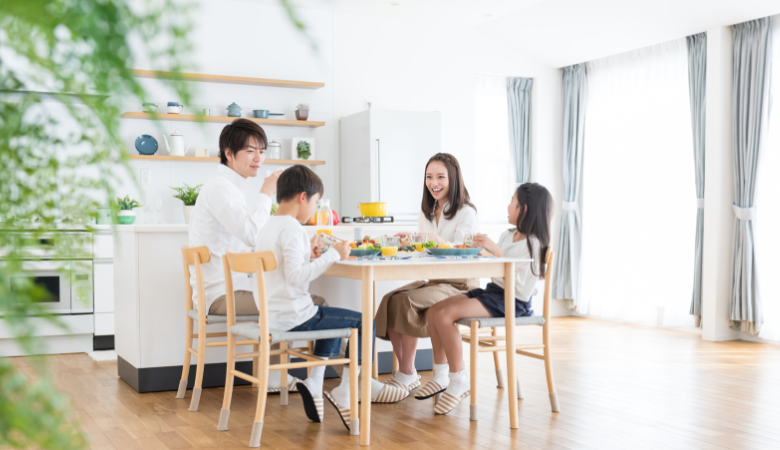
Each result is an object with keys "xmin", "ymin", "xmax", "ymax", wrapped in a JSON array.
[
  {"xmin": 310, "ymin": 234, "xmax": 323, "ymax": 259},
  {"xmin": 473, "ymin": 234, "xmax": 502, "ymax": 256},
  {"xmin": 333, "ymin": 240, "xmax": 350, "ymax": 260},
  {"xmin": 259, "ymin": 170, "xmax": 283, "ymax": 196}
]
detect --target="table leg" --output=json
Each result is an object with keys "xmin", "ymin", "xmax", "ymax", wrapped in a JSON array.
[
  {"xmin": 372, "ymin": 281, "xmax": 379, "ymax": 379},
  {"xmin": 360, "ymin": 266, "xmax": 373, "ymax": 446},
  {"xmin": 504, "ymin": 262, "xmax": 519, "ymax": 429}
]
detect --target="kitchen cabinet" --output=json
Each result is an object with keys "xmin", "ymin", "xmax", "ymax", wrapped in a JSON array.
[{"xmin": 93, "ymin": 230, "xmax": 115, "ymax": 348}]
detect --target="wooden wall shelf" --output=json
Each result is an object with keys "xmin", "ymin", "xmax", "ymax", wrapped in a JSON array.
[
  {"xmin": 121, "ymin": 112, "xmax": 324, "ymax": 128},
  {"xmin": 132, "ymin": 70, "xmax": 324, "ymax": 90},
  {"xmin": 128, "ymin": 155, "xmax": 325, "ymax": 165}
]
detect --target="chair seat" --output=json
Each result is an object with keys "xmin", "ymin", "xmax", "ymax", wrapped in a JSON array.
[
  {"xmin": 187, "ymin": 309, "xmax": 259, "ymax": 324},
  {"xmin": 455, "ymin": 315, "xmax": 545, "ymax": 328},
  {"xmin": 230, "ymin": 322, "xmax": 352, "ymax": 344}
]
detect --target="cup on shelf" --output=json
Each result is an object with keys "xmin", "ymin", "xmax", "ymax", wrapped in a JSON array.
[
  {"xmin": 194, "ymin": 147, "xmax": 209, "ymax": 158},
  {"xmin": 167, "ymin": 102, "xmax": 183, "ymax": 114},
  {"xmin": 202, "ymin": 108, "xmax": 211, "ymax": 116}
]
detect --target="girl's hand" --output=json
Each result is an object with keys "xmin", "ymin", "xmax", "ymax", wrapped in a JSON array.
[{"xmin": 473, "ymin": 234, "xmax": 502, "ymax": 256}]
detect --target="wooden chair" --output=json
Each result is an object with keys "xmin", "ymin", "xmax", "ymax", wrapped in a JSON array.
[
  {"xmin": 176, "ymin": 246, "xmax": 260, "ymax": 411},
  {"xmin": 218, "ymin": 249, "xmax": 360, "ymax": 447},
  {"xmin": 456, "ymin": 249, "xmax": 559, "ymax": 421}
]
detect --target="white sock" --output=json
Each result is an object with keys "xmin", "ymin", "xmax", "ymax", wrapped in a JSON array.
[
  {"xmin": 330, "ymin": 365, "xmax": 357, "ymax": 407},
  {"xmin": 267, "ymin": 371, "xmax": 294, "ymax": 389},
  {"xmin": 304, "ymin": 358, "xmax": 328, "ymax": 397},
  {"xmin": 447, "ymin": 370, "xmax": 469, "ymax": 397},
  {"xmin": 393, "ymin": 369, "xmax": 418, "ymax": 386},
  {"xmin": 433, "ymin": 363, "xmax": 450, "ymax": 386},
  {"xmin": 357, "ymin": 373, "xmax": 387, "ymax": 400}
]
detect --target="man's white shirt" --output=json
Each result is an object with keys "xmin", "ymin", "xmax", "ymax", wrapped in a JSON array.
[{"xmin": 188, "ymin": 164, "xmax": 272, "ymax": 310}]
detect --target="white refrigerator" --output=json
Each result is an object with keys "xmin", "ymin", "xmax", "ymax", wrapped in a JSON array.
[{"xmin": 339, "ymin": 109, "xmax": 441, "ymax": 221}]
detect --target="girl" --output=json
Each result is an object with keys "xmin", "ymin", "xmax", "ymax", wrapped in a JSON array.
[
  {"xmin": 374, "ymin": 153, "xmax": 480, "ymax": 391},
  {"xmin": 417, "ymin": 182, "xmax": 552, "ymax": 414}
]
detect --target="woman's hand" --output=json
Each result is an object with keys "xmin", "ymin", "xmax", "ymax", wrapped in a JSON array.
[
  {"xmin": 310, "ymin": 234, "xmax": 323, "ymax": 259},
  {"xmin": 393, "ymin": 232, "xmax": 412, "ymax": 238},
  {"xmin": 473, "ymin": 234, "xmax": 503, "ymax": 257}
]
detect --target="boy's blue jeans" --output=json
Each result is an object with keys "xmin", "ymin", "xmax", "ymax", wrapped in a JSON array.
[{"xmin": 287, "ymin": 305, "xmax": 375, "ymax": 365}]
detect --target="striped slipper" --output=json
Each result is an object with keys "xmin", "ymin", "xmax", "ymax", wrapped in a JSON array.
[
  {"xmin": 267, "ymin": 376, "xmax": 303, "ymax": 395},
  {"xmin": 296, "ymin": 382, "xmax": 324, "ymax": 423},
  {"xmin": 324, "ymin": 391, "xmax": 351, "ymax": 432},
  {"xmin": 414, "ymin": 380, "xmax": 446, "ymax": 400},
  {"xmin": 433, "ymin": 390, "xmax": 470, "ymax": 415},
  {"xmin": 386, "ymin": 374, "xmax": 422, "ymax": 392},
  {"xmin": 371, "ymin": 383, "xmax": 410, "ymax": 403}
]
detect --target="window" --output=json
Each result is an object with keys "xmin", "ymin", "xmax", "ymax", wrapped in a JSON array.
[
  {"xmin": 755, "ymin": 17, "xmax": 780, "ymax": 342},
  {"xmin": 474, "ymin": 74, "xmax": 513, "ymax": 224},
  {"xmin": 578, "ymin": 38, "xmax": 697, "ymax": 328}
]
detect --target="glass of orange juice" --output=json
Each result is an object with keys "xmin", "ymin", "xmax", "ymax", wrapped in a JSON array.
[
  {"xmin": 410, "ymin": 234, "xmax": 427, "ymax": 252},
  {"xmin": 381, "ymin": 236, "xmax": 399, "ymax": 256}
]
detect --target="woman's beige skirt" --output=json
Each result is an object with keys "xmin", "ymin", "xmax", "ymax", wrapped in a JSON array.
[{"xmin": 375, "ymin": 278, "xmax": 479, "ymax": 339}]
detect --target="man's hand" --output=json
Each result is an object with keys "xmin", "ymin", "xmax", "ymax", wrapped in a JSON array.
[
  {"xmin": 333, "ymin": 240, "xmax": 350, "ymax": 261},
  {"xmin": 310, "ymin": 234, "xmax": 323, "ymax": 259},
  {"xmin": 260, "ymin": 170, "xmax": 284, "ymax": 196}
]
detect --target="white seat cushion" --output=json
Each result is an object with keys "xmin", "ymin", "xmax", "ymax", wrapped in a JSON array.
[
  {"xmin": 230, "ymin": 322, "xmax": 352, "ymax": 345},
  {"xmin": 455, "ymin": 315, "xmax": 545, "ymax": 328}
]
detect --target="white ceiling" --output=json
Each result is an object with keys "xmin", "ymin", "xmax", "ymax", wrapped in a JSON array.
[{"xmin": 258, "ymin": 0, "xmax": 780, "ymax": 68}]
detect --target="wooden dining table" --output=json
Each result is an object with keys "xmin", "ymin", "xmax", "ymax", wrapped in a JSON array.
[{"xmin": 323, "ymin": 255, "xmax": 532, "ymax": 446}]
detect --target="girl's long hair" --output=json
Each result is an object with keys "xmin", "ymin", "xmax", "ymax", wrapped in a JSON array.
[
  {"xmin": 421, "ymin": 153, "xmax": 476, "ymax": 221},
  {"xmin": 514, "ymin": 182, "xmax": 553, "ymax": 279}
]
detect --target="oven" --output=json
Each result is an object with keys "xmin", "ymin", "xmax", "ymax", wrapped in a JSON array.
[{"xmin": 0, "ymin": 231, "xmax": 93, "ymax": 315}]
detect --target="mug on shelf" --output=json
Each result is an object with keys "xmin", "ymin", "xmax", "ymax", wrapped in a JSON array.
[{"xmin": 194, "ymin": 148, "xmax": 209, "ymax": 158}]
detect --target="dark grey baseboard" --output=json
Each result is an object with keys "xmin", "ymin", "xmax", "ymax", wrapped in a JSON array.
[
  {"xmin": 93, "ymin": 335, "xmax": 115, "ymax": 351},
  {"xmin": 118, "ymin": 349, "xmax": 433, "ymax": 393}
]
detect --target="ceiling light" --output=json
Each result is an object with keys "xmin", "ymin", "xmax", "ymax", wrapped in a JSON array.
[
  {"xmin": 390, "ymin": 2, "xmax": 399, "ymax": 5},
  {"xmin": 484, "ymin": 14, "xmax": 492, "ymax": 17}
]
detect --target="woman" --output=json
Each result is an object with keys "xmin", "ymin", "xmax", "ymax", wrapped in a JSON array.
[{"xmin": 374, "ymin": 153, "xmax": 479, "ymax": 391}]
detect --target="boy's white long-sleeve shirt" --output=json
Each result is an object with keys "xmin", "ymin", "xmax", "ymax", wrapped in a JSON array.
[{"xmin": 254, "ymin": 215, "xmax": 340, "ymax": 331}]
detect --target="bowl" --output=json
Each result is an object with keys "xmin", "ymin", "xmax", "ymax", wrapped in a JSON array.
[
  {"xmin": 253, "ymin": 110, "xmax": 269, "ymax": 119},
  {"xmin": 427, "ymin": 247, "xmax": 483, "ymax": 257},
  {"xmin": 134, "ymin": 135, "xmax": 158, "ymax": 155},
  {"xmin": 350, "ymin": 248, "xmax": 381, "ymax": 257},
  {"xmin": 358, "ymin": 202, "xmax": 387, "ymax": 217}
]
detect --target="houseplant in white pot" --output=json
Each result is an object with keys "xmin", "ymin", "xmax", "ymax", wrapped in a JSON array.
[
  {"xmin": 117, "ymin": 195, "xmax": 142, "ymax": 224},
  {"xmin": 171, "ymin": 183, "xmax": 202, "ymax": 224}
]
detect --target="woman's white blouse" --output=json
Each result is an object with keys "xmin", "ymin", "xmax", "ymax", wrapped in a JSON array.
[{"xmin": 417, "ymin": 202, "xmax": 479, "ymax": 245}]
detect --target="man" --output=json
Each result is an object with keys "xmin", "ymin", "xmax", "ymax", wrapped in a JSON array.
[{"xmin": 188, "ymin": 118, "xmax": 321, "ymax": 391}]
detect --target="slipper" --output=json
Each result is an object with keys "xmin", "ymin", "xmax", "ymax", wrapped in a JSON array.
[
  {"xmin": 433, "ymin": 390, "xmax": 470, "ymax": 415},
  {"xmin": 370, "ymin": 382, "xmax": 410, "ymax": 403},
  {"xmin": 267, "ymin": 376, "xmax": 303, "ymax": 395},
  {"xmin": 324, "ymin": 391, "xmax": 351, "ymax": 432},
  {"xmin": 414, "ymin": 380, "xmax": 446, "ymax": 400},
  {"xmin": 386, "ymin": 374, "xmax": 422, "ymax": 392},
  {"xmin": 296, "ymin": 382, "xmax": 324, "ymax": 423}
]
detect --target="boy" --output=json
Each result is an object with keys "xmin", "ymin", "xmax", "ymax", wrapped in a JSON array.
[{"xmin": 254, "ymin": 165, "xmax": 408, "ymax": 429}]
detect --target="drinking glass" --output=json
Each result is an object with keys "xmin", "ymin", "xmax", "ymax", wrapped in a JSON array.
[
  {"xmin": 381, "ymin": 236, "xmax": 400, "ymax": 257},
  {"xmin": 154, "ymin": 197, "xmax": 164, "ymax": 224},
  {"xmin": 410, "ymin": 233, "xmax": 428, "ymax": 252},
  {"xmin": 142, "ymin": 195, "xmax": 151, "ymax": 224}
]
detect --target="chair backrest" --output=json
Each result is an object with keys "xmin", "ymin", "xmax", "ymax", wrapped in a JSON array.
[
  {"xmin": 542, "ymin": 248, "xmax": 554, "ymax": 322},
  {"xmin": 223, "ymin": 249, "xmax": 278, "ymax": 337},
  {"xmin": 181, "ymin": 245, "xmax": 211, "ymax": 312}
]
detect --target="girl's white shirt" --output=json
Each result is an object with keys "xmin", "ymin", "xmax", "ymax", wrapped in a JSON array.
[
  {"xmin": 491, "ymin": 229, "xmax": 542, "ymax": 301},
  {"xmin": 417, "ymin": 202, "xmax": 479, "ymax": 245}
]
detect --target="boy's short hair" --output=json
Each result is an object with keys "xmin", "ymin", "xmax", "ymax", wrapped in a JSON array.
[
  {"xmin": 218, "ymin": 118, "xmax": 268, "ymax": 165},
  {"xmin": 277, "ymin": 165, "xmax": 324, "ymax": 203}
]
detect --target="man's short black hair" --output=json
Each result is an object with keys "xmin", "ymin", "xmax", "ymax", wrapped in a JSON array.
[
  {"xmin": 218, "ymin": 118, "xmax": 268, "ymax": 165},
  {"xmin": 277, "ymin": 165, "xmax": 324, "ymax": 203}
]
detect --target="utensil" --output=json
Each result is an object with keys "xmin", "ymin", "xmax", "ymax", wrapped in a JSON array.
[
  {"xmin": 134, "ymin": 135, "xmax": 159, "ymax": 155},
  {"xmin": 358, "ymin": 202, "xmax": 387, "ymax": 217},
  {"xmin": 227, "ymin": 102, "xmax": 242, "ymax": 117},
  {"xmin": 167, "ymin": 102, "xmax": 183, "ymax": 114},
  {"xmin": 253, "ymin": 110, "xmax": 269, "ymax": 119},
  {"xmin": 269, "ymin": 112, "xmax": 285, "ymax": 117},
  {"xmin": 162, "ymin": 130, "xmax": 190, "ymax": 157}
]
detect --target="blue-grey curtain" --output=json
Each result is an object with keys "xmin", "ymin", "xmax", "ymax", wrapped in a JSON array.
[
  {"xmin": 686, "ymin": 33, "xmax": 707, "ymax": 327},
  {"xmin": 552, "ymin": 64, "xmax": 586, "ymax": 308},
  {"xmin": 507, "ymin": 77, "xmax": 533, "ymax": 184},
  {"xmin": 730, "ymin": 17, "xmax": 773, "ymax": 335}
]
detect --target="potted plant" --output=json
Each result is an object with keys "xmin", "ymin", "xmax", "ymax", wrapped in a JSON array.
[
  {"xmin": 116, "ymin": 195, "xmax": 142, "ymax": 224},
  {"xmin": 295, "ymin": 103, "xmax": 310, "ymax": 121},
  {"xmin": 296, "ymin": 140, "xmax": 312, "ymax": 160},
  {"xmin": 171, "ymin": 183, "xmax": 202, "ymax": 224}
]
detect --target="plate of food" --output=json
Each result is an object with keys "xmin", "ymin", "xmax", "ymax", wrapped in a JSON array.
[
  {"xmin": 349, "ymin": 235, "xmax": 382, "ymax": 257},
  {"xmin": 425, "ymin": 243, "xmax": 483, "ymax": 257}
]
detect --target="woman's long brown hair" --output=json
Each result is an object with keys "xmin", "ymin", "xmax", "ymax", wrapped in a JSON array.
[
  {"xmin": 421, "ymin": 153, "xmax": 476, "ymax": 221},
  {"xmin": 514, "ymin": 182, "xmax": 553, "ymax": 279}
]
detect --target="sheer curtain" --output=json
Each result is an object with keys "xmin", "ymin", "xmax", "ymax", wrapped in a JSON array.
[
  {"xmin": 578, "ymin": 38, "xmax": 697, "ymax": 328},
  {"xmin": 474, "ymin": 74, "xmax": 513, "ymax": 223},
  {"xmin": 755, "ymin": 17, "xmax": 780, "ymax": 342}
]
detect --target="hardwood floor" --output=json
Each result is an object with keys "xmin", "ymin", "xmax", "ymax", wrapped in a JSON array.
[{"xmin": 10, "ymin": 317, "xmax": 780, "ymax": 450}]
